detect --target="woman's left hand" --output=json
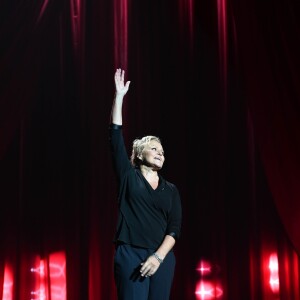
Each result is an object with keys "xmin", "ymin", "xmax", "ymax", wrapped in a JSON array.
[{"xmin": 140, "ymin": 255, "xmax": 160, "ymax": 277}]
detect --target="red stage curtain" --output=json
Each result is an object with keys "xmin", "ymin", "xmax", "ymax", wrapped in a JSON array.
[{"xmin": 0, "ymin": 0, "xmax": 299, "ymax": 299}]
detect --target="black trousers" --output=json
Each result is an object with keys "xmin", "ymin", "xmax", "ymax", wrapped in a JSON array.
[{"xmin": 114, "ymin": 244, "xmax": 176, "ymax": 300}]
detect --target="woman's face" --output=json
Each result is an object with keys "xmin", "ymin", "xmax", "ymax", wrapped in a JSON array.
[{"xmin": 140, "ymin": 140, "xmax": 165, "ymax": 170}]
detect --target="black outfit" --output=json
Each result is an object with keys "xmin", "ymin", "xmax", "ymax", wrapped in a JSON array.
[{"xmin": 109, "ymin": 124, "xmax": 182, "ymax": 300}]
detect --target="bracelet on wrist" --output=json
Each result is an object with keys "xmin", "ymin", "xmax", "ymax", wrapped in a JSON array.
[{"xmin": 152, "ymin": 252, "xmax": 164, "ymax": 264}]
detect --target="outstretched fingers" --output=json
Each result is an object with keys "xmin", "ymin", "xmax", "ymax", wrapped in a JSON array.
[{"xmin": 115, "ymin": 68, "xmax": 130, "ymax": 95}]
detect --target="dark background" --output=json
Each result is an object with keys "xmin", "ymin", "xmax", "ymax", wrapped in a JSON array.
[{"xmin": 0, "ymin": 0, "xmax": 300, "ymax": 299}]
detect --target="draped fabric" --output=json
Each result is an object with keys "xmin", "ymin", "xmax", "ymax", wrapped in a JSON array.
[
  {"xmin": 0, "ymin": 0, "xmax": 299, "ymax": 299},
  {"xmin": 231, "ymin": 0, "xmax": 300, "ymax": 256}
]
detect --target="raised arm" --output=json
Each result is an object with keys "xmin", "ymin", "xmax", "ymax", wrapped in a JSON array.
[{"xmin": 110, "ymin": 68, "xmax": 131, "ymax": 125}]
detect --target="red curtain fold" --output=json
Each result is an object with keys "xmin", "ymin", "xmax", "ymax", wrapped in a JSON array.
[
  {"xmin": 231, "ymin": 0, "xmax": 300, "ymax": 256},
  {"xmin": 0, "ymin": 0, "xmax": 299, "ymax": 299}
]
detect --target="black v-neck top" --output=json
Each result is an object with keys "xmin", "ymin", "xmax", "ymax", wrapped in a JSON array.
[{"xmin": 109, "ymin": 124, "xmax": 182, "ymax": 250}]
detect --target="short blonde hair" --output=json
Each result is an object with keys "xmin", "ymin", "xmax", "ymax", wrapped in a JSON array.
[{"xmin": 130, "ymin": 135, "xmax": 162, "ymax": 167}]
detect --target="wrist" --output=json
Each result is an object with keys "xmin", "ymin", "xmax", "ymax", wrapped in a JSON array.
[
  {"xmin": 115, "ymin": 92, "xmax": 125, "ymax": 99},
  {"xmin": 152, "ymin": 252, "xmax": 164, "ymax": 264}
]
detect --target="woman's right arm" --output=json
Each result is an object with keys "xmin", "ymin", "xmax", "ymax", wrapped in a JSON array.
[
  {"xmin": 109, "ymin": 69, "xmax": 132, "ymax": 179},
  {"xmin": 111, "ymin": 68, "xmax": 131, "ymax": 125}
]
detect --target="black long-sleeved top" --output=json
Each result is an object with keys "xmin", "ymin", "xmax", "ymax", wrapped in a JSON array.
[{"xmin": 109, "ymin": 124, "xmax": 182, "ymax": 250}]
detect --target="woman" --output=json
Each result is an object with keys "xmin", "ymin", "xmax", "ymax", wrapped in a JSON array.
[{"xmin": 109, "ymin": 68, "xmax": 182, "ymax": 300}]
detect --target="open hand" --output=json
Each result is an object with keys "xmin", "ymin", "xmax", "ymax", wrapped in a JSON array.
[{"xmin": 115, "ymin": 68, "xmax": 130, "ymax": 96}]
